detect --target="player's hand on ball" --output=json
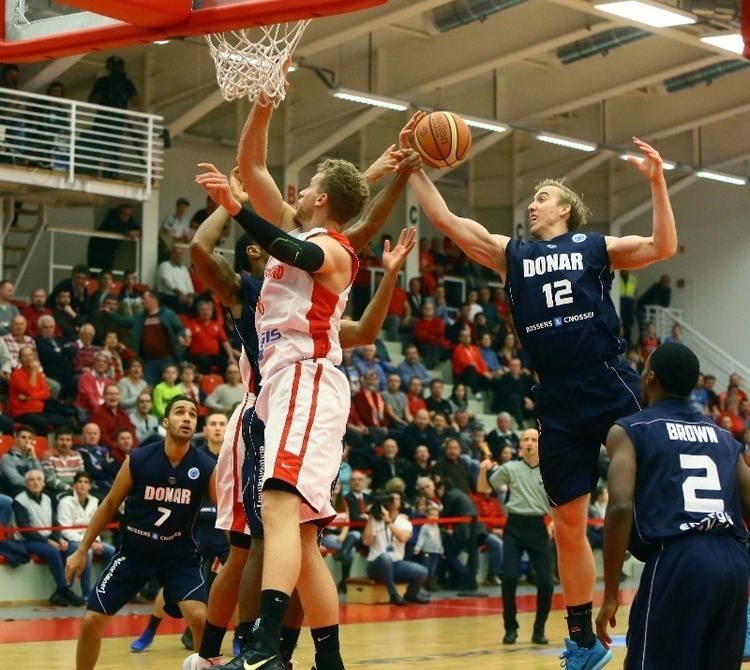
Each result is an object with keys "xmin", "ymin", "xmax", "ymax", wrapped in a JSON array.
[
  {"xmin": 381, "ymin": 227, "xmax": 416, "ymax": 274},
  {"xmin": 65, "ymin": 550, "xmax": 87, "ymax": 583},
  {"xmin": 195, "ymin": 163, "xmax": 242, "ymax": 216},
  {"xmin": 595, "ymin": 594, "xmax": 619, "ymax": 649},
  {"xmin": 396, "ymin": 148, "xmax": 422, "ymax": 174},
  {"xmin": 399, "ymin": 111, "xmax": 428, "ymax": 151},
  {"xmin": 365, "ymin": 144, "xmax": 400, "ymax": 184},
  {"xmin": 628, "ymin": 137, "xmax": 665, "ymax": 185}
]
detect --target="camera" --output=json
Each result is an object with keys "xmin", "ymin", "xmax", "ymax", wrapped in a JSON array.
[{"xmin": 369, "ymin": 493, "xmax": 394, "ymax": 521}]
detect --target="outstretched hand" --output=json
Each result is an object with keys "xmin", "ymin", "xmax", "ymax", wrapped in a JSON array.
[
  {"xmin": 399, "ymin": 110, "xmax": 428, "ymax": 151},
  {"xmin": 229, "ymin": 167, "xmax": 250, "ymax": 205},
  {"xmin": 595, "ymin": 594, "xmax": 619, "ymax": 649},
  {"xmin": 381, "ymin": 227, "xmax": 416, "ymax": 275},
  {"xmin": 195, "ymin": 163, "xmax": 242, "ymax": 216},
  {"xmin": 627, "ymin": 137, "xmax": 665, "ymax": 185}
]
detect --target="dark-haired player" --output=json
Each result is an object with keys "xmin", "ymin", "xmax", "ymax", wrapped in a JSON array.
[
  {"xmin": 597, "ymin": 342, "xmax": 750, "ymax": 669},
  {"xmin": 401, "ymin": 111, "xmax": 677, "ymax": 669},
  {"xmin": 66, "ymin": 396, "xmax": 215, "ymax": 670}
]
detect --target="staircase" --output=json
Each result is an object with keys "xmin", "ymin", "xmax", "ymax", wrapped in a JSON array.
[
  {"xmin": 644, "ymin": 305, "xmax": 750, "ymax": 393},
  {"xmin": 0, "ymin": 200, "xmax": 47, "ymax": 283}
]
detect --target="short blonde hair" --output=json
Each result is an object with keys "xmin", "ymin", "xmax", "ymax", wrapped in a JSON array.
[
  {"xmin": 534, "ymin": 178, "xmax": 591, "ymax": 231},
  {"xmin": 317, "ymin": 158, "xmax": 369, "ymax": 224}
]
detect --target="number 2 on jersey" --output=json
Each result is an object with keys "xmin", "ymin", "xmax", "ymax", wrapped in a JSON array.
[
  {"xmin": 542, "ymin": 279, "xmax": 573, "ymax": 308},
  {"xmin": 680, "ymin": 454, "xmax": 724, "ymax": 514},
  {"xmin": 155, "ymin": 506, "xmax": 172, "ymax": 527}
]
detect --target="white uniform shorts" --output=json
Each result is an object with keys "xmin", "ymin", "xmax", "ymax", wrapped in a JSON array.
[
  {"xmin": 255, "ymin": 358, "xmax": 348, "ymax": 527},
  {"xmin": 215, "ymin": 392, "xmax": 255, "ymax": 536}
]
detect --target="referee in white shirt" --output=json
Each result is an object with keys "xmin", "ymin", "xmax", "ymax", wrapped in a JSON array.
[{"xmin": 477, "ymin": 428, "xmax": 553, "ymax": 646}]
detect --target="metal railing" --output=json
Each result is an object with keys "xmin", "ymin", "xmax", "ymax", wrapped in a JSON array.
[
  {"xmin": 0, "ymin": 87, "xmax": 164, "ymax": 193},
  {"xmin": 644, "ymin": 305, "xmax": 750, "ymax": 392},
  {"xmin": 47, "ymin": 225, "xmax": 141, "ymax": 290}
]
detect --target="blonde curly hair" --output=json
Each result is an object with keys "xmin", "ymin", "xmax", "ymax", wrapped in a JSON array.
[{"xmin": 317, "ymin": 158, "xmax": 369, "ymax": 224}]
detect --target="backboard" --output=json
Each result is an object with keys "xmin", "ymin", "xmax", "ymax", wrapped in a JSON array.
[{"xmin": 0, "ymin": 0, "xmax": 388, "ymax": 62}]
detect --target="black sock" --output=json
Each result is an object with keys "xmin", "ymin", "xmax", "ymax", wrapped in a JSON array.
[
  {"xmin": 235, "ymin": 620, "xmax": 255, "ymax": 651},
  {"xmin": 254, "ymin": 590, "xmax": 290, "ymax": 653},
  {"xmin": 566, "ymin": 602, "xmax": 595, "ymax": 648},
  {"xmin": 199, "ymin": 621, "xmax": 227, "ymax": 659},
  {"xmin": 146, "ymin": 615, "xmax": 162, "ymax": 634},
  {"xmin": 311, "ymin": 625, "xmax": 340, "ymax": 655},
  {"xmin": 279, "ymin": 626, "xmax": 301, "ymax": 663}
]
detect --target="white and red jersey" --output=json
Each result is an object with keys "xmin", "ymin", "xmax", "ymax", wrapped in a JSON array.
[{"xmin": 255, "ymin": 227, "xmax": 358, "ymax": 382}]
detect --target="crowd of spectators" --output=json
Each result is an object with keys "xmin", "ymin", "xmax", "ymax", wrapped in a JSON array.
[{"xmin": 0, "ymin": 229, "xmax": 747, "ymax": 605}]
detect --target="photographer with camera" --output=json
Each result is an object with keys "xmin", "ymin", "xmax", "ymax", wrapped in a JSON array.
[{"xmin": 363, "ymin": 492, "xmax": 429, "ymax": 605}]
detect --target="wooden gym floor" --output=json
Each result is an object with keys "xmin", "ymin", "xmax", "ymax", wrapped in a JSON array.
[{"xmin": 0, "ymin": 590, "xmax": 632, "ymax": 669}]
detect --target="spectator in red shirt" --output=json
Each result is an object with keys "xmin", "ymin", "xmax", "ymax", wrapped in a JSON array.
[
  {"xmin": 187, "ymin": 299, "xmax": 235, "ymax": 374},
  {"xmin": 21, "ymin": 288, "xmax": 58, "ymax": 338},
  {"xmin": 413, "ymin": 302, "xmax": 450, "ymax": 369},
  {"xmin": 406, "ymin": 377, "xmax": 428, "ymax": 417},
  {"xmin": 89, "ymin": 383, "xmax": 135, "ymax": 448},
  {"xmin": 102, "ymin": 330, "xmax": 135, "ymax": 382},
  {"xmin": 382, "ymin": 278, "xmax": 410, "ymax": 342},
  {"xmin": 716, "ymin": 398, "xmax": 745, "ymax": 439},
  {"xmin": 351, "ymin": 371, "xmax": 388, "ymax": 444},
  {"xmin": 75, "ymin": 350, "xmax": 113, "ymax": 418},
  {"xmin": 452, "ymin": 329, "xmax": 491, "ymax": 397},
  {"xmin": 640, "ymin": 321, "xmax": 660, "ymax": 362},
  {"xmin": 8, "ymin": 346, "xmax": 68, "ymax": 435},
  {"xmin": 110, "ymin": 427, "xmax": 135, "ymax": 463},
  {"xmin": 71, "ymin": 323, "xmax": 101, "ymax": 374},
  {"xmin": 418, "ymin": 237, "xmax": 437, "ymax": 295}
]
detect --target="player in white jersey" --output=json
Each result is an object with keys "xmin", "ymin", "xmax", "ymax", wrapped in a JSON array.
[
  {"xmin": 191, "ymin": 159, "xmax": 417, "ymax": 670},
  {"xmin": 196, "ymin": 145, "xmax": 413, "ymax": 670}
]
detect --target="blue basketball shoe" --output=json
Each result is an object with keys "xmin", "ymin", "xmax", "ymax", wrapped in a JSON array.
[
  {"xmin": 559, "ymin": 638, "xmax": 612, "ymax": 670},
  {"xmin": 130, "ymin": 628, "xmax": 155, "ymax": 652}
]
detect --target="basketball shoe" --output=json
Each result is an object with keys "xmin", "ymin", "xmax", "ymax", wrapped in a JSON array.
[
  {"xmin": 211, "ymin": 648, "xmax": 283, "ymax": 670},
  {"xmin": 130, "ymin": 629, "xmax": 155, "ymax": 652},
  {"xmin": 742, "ymin": 600, "xmax": 750, "ymax": 662},
  {"xmin": 558, "ymin": 638, "xmax": 611, "ymax": 670},
  {"xmin": 182, "ymin": 653, "xmax": 224, "ymax": 670}
]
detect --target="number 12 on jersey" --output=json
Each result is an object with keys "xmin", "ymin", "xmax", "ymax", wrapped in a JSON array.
[{"xmin": 542, "ymin": 279, "xmax": 573, "ymax": 308}]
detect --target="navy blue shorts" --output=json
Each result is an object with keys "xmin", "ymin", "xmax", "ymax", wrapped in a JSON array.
[
  {"xmin": 241, "ymin": 406, "xmax": 264, "ymax": 539},
  {"xmin": 626, "ymin": 533, "xmax": 748, "ymax": 670},
  {"xmin": 534, "ymin": 359, "xmax": 641, "ymax": 506},
  {"xmin": 87, "ymin": 547, "xmax": 206, "ymax": 617}
]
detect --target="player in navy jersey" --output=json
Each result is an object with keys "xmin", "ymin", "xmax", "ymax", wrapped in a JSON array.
[
  {"xmin": 65, "ymin": 396, "xmax": 215, "ymax": 670},
  {"xmin": 189, "ymin": 163, "xmax": 417, "ymax": 670},
  {"xmin": 596, "ymin": 343, "xmax": 750, "ymax": 669},
  {"xmin": 401, "ymin": 111, "xmax": 677, "ymax": 669}
]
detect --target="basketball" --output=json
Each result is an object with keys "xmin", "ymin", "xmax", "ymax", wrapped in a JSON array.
[{"xmin": 413, "ymin": 111, "xmax": 472, "ymax": 169}]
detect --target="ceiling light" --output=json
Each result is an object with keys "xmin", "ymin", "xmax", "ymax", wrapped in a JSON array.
[
  {"xmin": 331, "ymin": 88, "xmax": 409, "ymax": 112},
  {"xmin": 699, "ymin": 33, "xmax": 744, "ymax": 55},
  {"xmin": 594, "ymin": 0, "xmax": 695, "ymax": 27},
  {"xmin": 536, "ymin": 133, "xmax": 597, "ymax": 152},
  {"xmin": 154, "ymin": 40, "xmax": 170, "ymax": 45},
  {"xmin": 619, "ymin": 153, "xmax": 676, "ymax": 170},
  {"xmin": 695, "ymin": 170, "xmax": 746, "ymax": 186},
  {"xmin": 462, "ymin": 115, "xmax": 509, "ymax": 133}
]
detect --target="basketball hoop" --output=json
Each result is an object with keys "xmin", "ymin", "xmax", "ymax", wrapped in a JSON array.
[{"xmin": 205, "ymin": 20, "xmax": 311, "ymax": 106}]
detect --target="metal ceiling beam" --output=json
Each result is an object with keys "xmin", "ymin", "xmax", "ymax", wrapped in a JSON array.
[
  {"xmin": 296, "ymin": 0, "xmax": 446, "ymax": 58},
  {"xmin": 24, "ymin": 55, "xmax": 85, "ymax": 92},
  {"xmin": 168, "ymin": 90, "xmax": 226, "ymax": 138},
  {"xmin": 431, "ymin": 131, "xmax": 514, "ymax": 183},
  {"xmin": 289, "ymin": 21, "xmax": 614, "ymax": 170}
]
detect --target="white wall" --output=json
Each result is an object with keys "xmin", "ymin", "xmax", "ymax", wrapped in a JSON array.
[{"xmin": 622, "ymin": 180, "xmax": 750, "ymax": 367}]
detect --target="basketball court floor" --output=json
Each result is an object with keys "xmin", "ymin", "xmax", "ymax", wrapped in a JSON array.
[{"xmin": 1, "ymin": 584, "xmax": 634, "ymax": 669}]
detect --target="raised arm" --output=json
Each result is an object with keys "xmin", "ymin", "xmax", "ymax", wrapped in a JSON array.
[
  {"xmin": 596, "ymin": 424, "xmax": 637, "ymax": 649},
  {"xmin": 236, "ymin": 78, "xmax": 296, "ymax": 231},
  {"xmin": 606, "ymin": 137, "xmax": 677, "ymax": 271},
  {"xmin": 190, "ymin": 169, "xmax": 243, "ymax": 314},
  {"xmin": 400, "ymin": 112, "xmax": 509, "ymax": 277},
  {"xmin": 340, "ymin": 228, "xmax": 416, "ymax": 349}
]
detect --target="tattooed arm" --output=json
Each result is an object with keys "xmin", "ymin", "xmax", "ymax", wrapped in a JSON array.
[{"xmin": 189, "ymin": 204, "xmax": 243, "ymax": 317}]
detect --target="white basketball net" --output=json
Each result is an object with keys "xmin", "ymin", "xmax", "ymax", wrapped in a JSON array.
[{"xmin": 205, "ymin": 20, "xmax": 311, "ymax": 107}]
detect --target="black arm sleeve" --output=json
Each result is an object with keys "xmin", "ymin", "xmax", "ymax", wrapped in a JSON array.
[{"xmin": 233, "ymin": 207, "xmax": 325, "ymax": 273}]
